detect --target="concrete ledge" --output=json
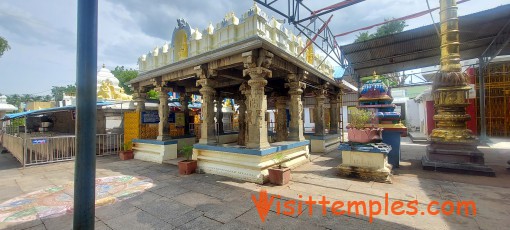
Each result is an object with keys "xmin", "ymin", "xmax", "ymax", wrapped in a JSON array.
[
  {"xmin": 132, "ymin": 139, "xmax": 178, "ymax": 164},
  {"xmin": 193, "ymin": 140, "xmax": 310, "ymax": 156},
  {"xmin": 307, "ymin": 134, "xmax": 341, "ymax": 153},
  {"xmin": 193, "ymin": 142, "xmax": 310, "ymax": 184},
  {"xmin": 217, "ymin": 133, "xmax": 238, "ymax": 144},
  {"xmin": 132, "ymin": 139, "xmax": 178, "ymax": 145}
]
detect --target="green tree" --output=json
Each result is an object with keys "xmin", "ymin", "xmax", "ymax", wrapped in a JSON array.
[
  {"xmin": 6, "ymin": 94, "xmax": 22, "ymax": 110},
  {"xmin": 111, "ymin": 66, "xmax": 138, "ymax": 94},
  {"xmin": 0, "ymin": 36, "xmax": 10, "ymax": 58},
  {"xmin": 146, "ymin": 89, "xmax": 159, "ymax": 99},
  {"xmin": 355, "ymin": 19, "xmax": 408, "ymax": 42},
  {"xmin": 51, "ymin": 85, "xmax": 76, "ymax": 101}
]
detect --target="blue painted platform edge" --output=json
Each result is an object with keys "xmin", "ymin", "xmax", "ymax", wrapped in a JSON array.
[
  {"xmin": 133, "ymin": 139, "xmax": 178, "ymax": 145},
  {"xmin": 193, "ymin": 140, "xmax": 310, "ymax": 156},
  {"xmin": 306, "ymin": 134, "xmax": 341, "ymax": 140}
]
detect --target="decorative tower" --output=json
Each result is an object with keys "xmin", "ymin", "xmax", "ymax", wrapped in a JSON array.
[{"xmin": 422, "ymin": 0, "xmax": 494, "ymax": 176}]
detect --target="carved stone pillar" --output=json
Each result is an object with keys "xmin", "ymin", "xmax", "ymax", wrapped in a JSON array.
[
  {"xmin": 155, "ymin": 87, "xmax": 170, "ymax": 140},
  {"xmin": 245, "ymin": 67, "xmax": 271, "ymax": 149},
  {"xmin": 179, "ymin": 93, "xmax": 191, "ymax": 135},
  {"xmin": 197, "ymin": 79, "xmax": 216, "ymax": 144},
  {"xmin": 133, "ymin": 92, "xmax": 146, "ymax": 112},
  {"xmin": 215, "ymin": 94, "xmax": 224, "ymax": 135},
  {"xmin": 329, "ymin": 94, "xmax": 340, "ymax": 134},
  {"xmin": 275, "ymin": 96, "xmax": 288, "ymax": 142},
  {"xmin": 240, "ymin": 83, "xmax": 250, "ymax": 146},
  {"xmin": 314, "ymin": 88, "xmax": 327, "ymax": 136},
  {"xmin": 285, "ymin": 74, "xmax": 306, "ymax": 141}
]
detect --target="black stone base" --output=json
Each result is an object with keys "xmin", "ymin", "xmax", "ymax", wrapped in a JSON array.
[{"xmin": 422, "ymin": 143, "xmax": 495, "ymax": 177}]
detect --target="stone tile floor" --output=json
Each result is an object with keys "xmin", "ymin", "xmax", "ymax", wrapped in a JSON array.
[{"xmin": 0, "ymin": 138, "xmax": 509, "ymax": 230}]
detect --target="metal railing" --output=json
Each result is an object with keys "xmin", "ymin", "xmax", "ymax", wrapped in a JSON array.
[
  {"xmin": 96, "ymin": 134, "xmax": 124, "ymax": 156},
  {"xmin": 25, "ymin": 135, "xmax": 77, "ymax": 166},
  {"xmin": 2, "ymin": 134, "xmax": 24, "ymax": 163},
  {"xmin": 2, "ymin": 133, "xmax": 123, "ymax": 167}
]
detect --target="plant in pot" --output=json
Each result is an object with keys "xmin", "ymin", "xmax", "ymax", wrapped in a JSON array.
[
  {"xmin": 178, "ymin": 145, "xmax": 197, "ymax": 175},
  {"xmin": 347, "ymin": 108, "xmax": 382, "ymax": 143},
  {"xmin": 119, "ymin": 141, "xmax": 134, "ymax": 160},
  {"xmin": 268, "ymin": 153, "xmax": 291, "ymax": 185}
]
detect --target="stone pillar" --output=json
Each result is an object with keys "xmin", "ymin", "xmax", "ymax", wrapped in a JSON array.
[
  {"xmin": 285, "ymin": 74, "xmax": 306, "ymax": 141},
  {"xmin": 314, "ymin": 89, "xmax": 327, "ymax": 136},
  {"xmin": 197, "ymin": 79, "xmax": 216, "ymax": 144},
  {"xmin": 245, "ymin": 67, "xmax": 271, "ymax": 149},
  {"xmin": 329, "ymin": 94, "xmax": 339, "ymax": 134},
  {"xmin": 215, "ymin": 94, "xmax": 224, "ymax": 135},
  {"xmin": 240, "ymin": 83, "xmax": 251, "ymax": 146},
  {"xmin": 236, "ymin": 95, "xmax": 247, "ymax": 146},
  {"xmin": 179, "ymin": 93, "xmax": 191, "ymax": 135},
  {"xmin": 155, "ymin": 87, "xmax": 170, "ymax": 140},
  {"xmin": 275, "ymin": 96, "xmax": 288, "ymax": 142},
  {"xmin": 133, "ymin": 92, "xmax": 146, "ymax": 112}
]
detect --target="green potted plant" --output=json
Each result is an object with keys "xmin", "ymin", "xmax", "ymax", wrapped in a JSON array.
[
  {"xmin": 347, "ymin": 108, "xmax": 381, "ymax": 143},
  {"xmin": 268, "ymin": 153, "xmax": 290, "ymax": 185},
  {"xmin": 178, "ymin": 145, "xmax": 197, "ymax": 175},
  {"xmin": 120, "ymin": 141, "xmax": 134, "ymax": 160}
]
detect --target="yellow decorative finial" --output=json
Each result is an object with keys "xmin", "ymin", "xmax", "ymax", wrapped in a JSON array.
[{"xmin": 373, "ymin": 71, "xmax": 379, "ymax": 80}]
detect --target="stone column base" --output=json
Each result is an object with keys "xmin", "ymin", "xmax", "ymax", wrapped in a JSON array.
[
  {"xmin": 422, "ymin": 143, "xmax": 495, "ymax": 176},
  {"xmin": 308, "ymin": 134, "xmax": 341, "ymax": 153},
  {"xmin": 193, "ymin": 141, "xmax": 310, "ymax": 184},
  {"xmin": 156, "ymin": 135, "xmax": 171, "ymax": 141}
]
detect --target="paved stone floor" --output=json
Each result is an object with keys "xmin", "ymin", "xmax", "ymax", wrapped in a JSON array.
[{"xmin": 0, "ymin": 138, "xmax": 509, "ymax": 230}]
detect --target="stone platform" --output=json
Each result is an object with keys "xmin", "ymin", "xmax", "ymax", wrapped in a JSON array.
[
  {"xmin": 193, "ymin": 140, "xmax": 310, "ymax": 184},
  {"xmin": 337, "ymin": 143, "xmax": 392, "ymax": 183},
  {"xmin": 132, "ymin": 139, "xmax": 178, "ymax": 164},
  {"xmin": 422, "ymin": 142, "xmax": 496, "ymax": 176}
]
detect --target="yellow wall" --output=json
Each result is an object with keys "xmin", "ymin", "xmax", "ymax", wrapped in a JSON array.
[{"xmin": 26, "ymin": 101, "xmax": 56, "ymax": 111}]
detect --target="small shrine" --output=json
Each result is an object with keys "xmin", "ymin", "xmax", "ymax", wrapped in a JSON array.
[
  {"xmin": 127, "ymin": 4, "xmax": 354, "ymax": 183},
  {"xmin": 338, "ymin": 72, "xmax": 407, "ymax": 183}
]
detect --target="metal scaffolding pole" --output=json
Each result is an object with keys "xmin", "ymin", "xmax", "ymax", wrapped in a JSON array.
[
  {"xmin": 478, "ymin": 57, "xmax": 487, "ymax": 143},
  {"xmin": 73, "ymin": 0, "xmax": 98, "ymax": 229}
]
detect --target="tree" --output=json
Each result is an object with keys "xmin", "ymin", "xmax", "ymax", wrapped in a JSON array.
[
  {"xmin": 111, "ymin": 66, "xmax": 138, "ymax": 94},
  {"xmin": 0, "ymin": 36, "xmax": 10, "ymax": 58},
  {"xmin": 51, "ymin": 85, "xmax": 76, "ymax": 101},
  {"xmin": 355, "ymin": 19, "xmax": 408, "ymax": 42},
  {"xmin": 383, "ymin": 72, "xmax": 409, "ymax": 87},
  {"xmin": 146, "ymin": 89, "xmax": 159, "ymax": 99}
]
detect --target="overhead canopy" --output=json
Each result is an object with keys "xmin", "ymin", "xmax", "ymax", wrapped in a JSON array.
[
  {"xmin": 341, "ymin": 4, "xmax": 510, "ymax": 77},
  {"xmin": 2, "ymin": 102, "xmax": 114, "ymax": 121}
]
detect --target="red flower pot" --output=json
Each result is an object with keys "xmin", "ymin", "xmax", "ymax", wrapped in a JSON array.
[
  {"xmin": 119, "ymin": 150, "xmax": 134, "ymax": 160},
  {"xmin": 347, "ymin": 128, "xmax": 382, "ymax": 143},
  {"xmin": 178, "ymin": 160, "xmax": 197, "ymax": 175},
  {"xmin": 268, "ymin": 167, "xmax": 291, "ymax": 185}
]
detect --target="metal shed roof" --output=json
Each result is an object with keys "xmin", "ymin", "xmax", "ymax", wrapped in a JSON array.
[
  {"xmin": 340, "ymin": 4, "xmax": 510, "ymax": 77},
  {"xmin": 2, "ymin": 102, "xmax": 115, "ymax": 120}
]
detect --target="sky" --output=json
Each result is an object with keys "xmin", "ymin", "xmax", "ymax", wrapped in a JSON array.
[{"xmin": 0, "ymin": 0, "xmax": 508, "ymax": 95}]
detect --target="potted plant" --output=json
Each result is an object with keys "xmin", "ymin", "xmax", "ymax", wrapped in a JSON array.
[
  {"xmin": 178, "ymin": 145, "xmax": 197, "ymax": 175},
  {"xmin": 347, "ymin": 108, "xmax": 381, "ymax": 143},
  {"xmin": 119, "ymin": 141, "xmax": 134, "ymax": 160},
  {"xmin": 268, "ymin": 153, "xmax": 291, "ymax": 185}
]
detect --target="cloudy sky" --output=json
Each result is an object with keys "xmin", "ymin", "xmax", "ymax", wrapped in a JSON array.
[{"xmin": 0, "ymin": 0, "xmax": 508, "ymax": 95}]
